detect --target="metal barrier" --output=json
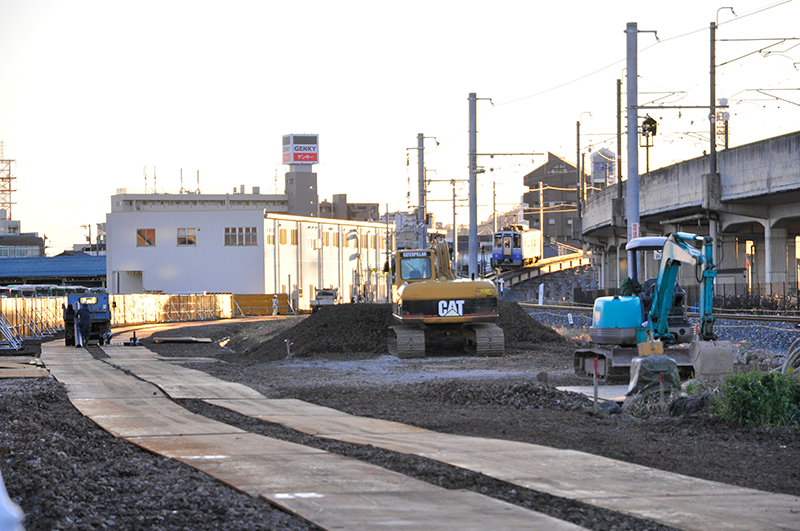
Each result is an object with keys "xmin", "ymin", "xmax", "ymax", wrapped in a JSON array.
[{"xmin": 0, "ymin": 293, "xmax": 237, "ymax": 347}]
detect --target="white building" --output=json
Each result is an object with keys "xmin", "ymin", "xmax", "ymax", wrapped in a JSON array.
[{"xmin": 105, "ymin": 191, "xmax": 391, "ymax": 309}]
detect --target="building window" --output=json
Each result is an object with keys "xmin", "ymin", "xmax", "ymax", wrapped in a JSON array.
[
  {"xmin": 323, "ymin": 232, "xmax": 330, "ymax": 247},
  {"xmin": 177, "ymin": 228, "xmax": 197, "ymax": 246},
  {"xmin": 137, "ymin": 229, "xmax": 156, "ymax": 246},
  {"xmin": 266, "ymin": 227, "xmax": 275, "ymax": 245},
  {"xmin": 333, "ymin": 232, "xmax": 340, "ymax": 248},
  {"xmin": 290, "ymin": 229, "xmax": 298, "ymax": 246},
  {"xmin": 279, "ymin": 228, "xmax": 287, "ymax": 245},
  {"xmin": 548, "ymin": 218, "xmax": 556, "ymax": 225},
  {"xmin": 224, "ymin": 227, "xmax": 257, "ymax": 246}
]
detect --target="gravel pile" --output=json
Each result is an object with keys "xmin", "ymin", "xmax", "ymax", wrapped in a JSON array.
[
  {"xmin": 404, "ymin": 380, "xmax": 591, "ymax": 411},
  {"xmin": 228, "ymin": 301, "xmax": 569, "ymax": 360},
  {"xmin": 0, "ymin": 377, "xmax": 321, "ymax": 531}
]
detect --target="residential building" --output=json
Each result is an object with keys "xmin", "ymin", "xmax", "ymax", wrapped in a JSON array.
[{"xmin": 522, "ymin": 152, "xmax": 583, "ymax": 247}]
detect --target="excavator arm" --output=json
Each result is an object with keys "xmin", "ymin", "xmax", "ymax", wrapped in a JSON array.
[{"xmin": 649, "ymin": 232, "xmax": 717, "ymax": 343}]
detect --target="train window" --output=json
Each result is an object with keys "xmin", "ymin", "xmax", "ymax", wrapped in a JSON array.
[
  {"xmin": 79, "ymin": 297, "xmax": 98, "ymax": 305},
  {"xmin": 514, "ymin": 234, "xmax": 521, "ymax": 246}
]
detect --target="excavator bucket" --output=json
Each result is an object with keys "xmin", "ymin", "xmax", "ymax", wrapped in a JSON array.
[{"xmin": 689, "ymin": 340, "xmax": 734, "ymax": 383}]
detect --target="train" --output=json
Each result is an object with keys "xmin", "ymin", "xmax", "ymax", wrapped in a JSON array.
[{"xmin": 491, "ymin": 225, "xmax": 542, "ymax": 269}]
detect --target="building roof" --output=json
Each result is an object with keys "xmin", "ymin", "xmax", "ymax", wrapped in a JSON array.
[{"xmin": 0, "ymin": 254, "xmax": 106, "ymax": 279}]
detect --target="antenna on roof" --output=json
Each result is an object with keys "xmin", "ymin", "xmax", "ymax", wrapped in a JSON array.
[
  {"xmin": 179, "ymin": 168, "xmax": 186, "ymax": 194},
  {"xmin": 196, "ymin": 170, "xmax": 201, "ymax": 194},
  {"xmin": 143, "ymin": 165, "xmax": 148, "ymax": 194},
  {"xmin": 154, "ymin": 166, "xmax": 157, "ymax": 194}
]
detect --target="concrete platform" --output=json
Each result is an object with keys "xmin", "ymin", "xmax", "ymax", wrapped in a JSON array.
[{"xmin": 41, "ymin": 341, "xmax": 800, "ymax": 531}]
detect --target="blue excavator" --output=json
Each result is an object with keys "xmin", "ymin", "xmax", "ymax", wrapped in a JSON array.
[{"xmin": 575, "ymin": 232, "xmax": 733, "ymax": 382}]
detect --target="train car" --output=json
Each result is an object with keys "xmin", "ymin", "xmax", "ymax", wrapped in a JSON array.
[{"xmin": 491, "ymin": 226, "xmax": 542, "ymax": 269}]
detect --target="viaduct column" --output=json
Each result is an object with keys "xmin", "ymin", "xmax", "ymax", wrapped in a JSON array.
[{"xmin": 764, "ymin": 223, "xmax": 788, "ymax": 293}]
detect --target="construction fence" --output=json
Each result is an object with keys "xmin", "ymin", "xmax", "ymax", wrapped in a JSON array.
[{"xmin": 0, "ymin": 293, "xmax": 247, "ymax": 348}]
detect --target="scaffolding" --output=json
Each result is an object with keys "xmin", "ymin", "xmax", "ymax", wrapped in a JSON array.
[{"xmin": 0, "ymin": 141, "xmax": 16, "ymax": 219}]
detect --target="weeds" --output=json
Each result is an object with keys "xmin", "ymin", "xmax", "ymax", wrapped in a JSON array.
[{"xmin": 713, "ymin": 370, "xmax": 800, "ymax": 428}]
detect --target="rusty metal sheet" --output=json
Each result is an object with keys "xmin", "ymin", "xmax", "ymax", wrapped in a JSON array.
[
  {"xmin": 86, "ymin": 403, "xmax": 245, "ymax": 438},
  {"xmin": 0, "ymin": 363, "xmax": 49, "ymax": 378},
  {"xmin": 205, "ymin": 398, "xmax": 351, "ymax": 418},
  {"xmin": 589, "ymin": 490, "xmax": 800, "ymax": 531},
  {"xmin": 70, "ymin": 397, "xmax": 170, "ymax": 417},
  {"xmin": 127, "ymin": 433, "xmax": 327, "ymax": 458},
  {"xmin": 266, "ymin": 489, "xmax": 583, "ymax": 531},
  {"xmin": 109, "ymin": 359, "xmax": 264, "ymax": 400},
  {"xmin": 206, "ymin": 398, "xmax": 428, "ymax": 436}
]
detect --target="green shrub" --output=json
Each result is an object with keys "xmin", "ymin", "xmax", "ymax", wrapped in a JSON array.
[{"xmin": 714, "ymin": 370, "xmax": 800, "ymax": 428}]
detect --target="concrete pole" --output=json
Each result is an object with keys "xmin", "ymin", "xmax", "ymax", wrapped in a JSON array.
[
  {"xmin": 452, "ymin": 182, "xmax": 458, "ymax": 273},
  {"xmin": 710, "ymin": 218, "xmax": 719, "ymax": 270},
  {"xmin": 617, "ymin": 79, "xmax": 623, "ymax": 195},
  {"xmin": 625, "ymin": 22, "xmax": 640, "ymax": 284},
  {"xmin": 539, "ymin": 182, "xmax": 544, "ymax": 258},
  {"xmin": 710, "ymin": 22, "xmax": 717, "ymax": 175},
  {"xmin": 492, "ymin": 181, "xmax": 497, "ymax": 233},
  {"xmin": 386, "ymin": 204, "xmax": 391, "ymax": 301},
  {"xmin": 468, "ymin": 93, "xmax": 478, "ymax": 277},
  {"xmin": 417, "ymin": 133, "xmax": 426, "ymax": 249},
  {"xmin": 576, "ymin": 121, "xmax": 581, "ymax": 219}
]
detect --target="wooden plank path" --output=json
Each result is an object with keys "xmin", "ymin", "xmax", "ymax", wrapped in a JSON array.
[
  {"xmin": 41, "ymin": 343, "xmax": 582, "ymax": 531},
  {"xmin": 106, "ymin": 343, "xmax": 800, "ymax": 531},
  {"xmin": 42, "ymin": 342, "xmax": 800, "ymax": 531}
]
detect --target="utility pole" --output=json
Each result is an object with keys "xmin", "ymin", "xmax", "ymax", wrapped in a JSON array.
[
  {"xmin": 626, "ymin": 22, "xmax": 641, "ymax": 284},
  {"xmin": 417, "ymin": 133, "xmax": 426, "ymax": 249},
  {"xmin": 452, "ymin": 181, "xmax": 458, "ymax": 273},
  {"xmin": 468, "ymin": 93, "xmax": 479, "ymax": 278},
  {"xmin": 617, "ymin": 79, "xmax": 623, "ymax": 197},
  {"xmin": 492, "ymin": 181, "xmax": 497, "ymax": 233},
  {"xmin": 385, "ymin": 203, "xmax": 391, "ymax": 301},
  {"xmin": 710, "ymin": 21, "xmax": 717, "ymax": 175},
  {"xmin": 576, "ymin": 120, "xmax": 581, "ymax": 219},
  {"xmin": 538, "ymin": 182, "xmax": 544, "ymax": 259}
]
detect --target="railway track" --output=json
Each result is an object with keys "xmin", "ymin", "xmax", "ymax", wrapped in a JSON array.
[{"xmin": 519, "ymin": 302, "xmax": 800, "ymax": 324}]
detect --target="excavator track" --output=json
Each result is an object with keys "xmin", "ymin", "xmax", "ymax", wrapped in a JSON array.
[
  {"xmin": 465, "ymin": 323, "xmax": 504, "ymax": 357},
  {"xmin": 388, "ymin": 325, "xmax": 426, "ymax": 359}
]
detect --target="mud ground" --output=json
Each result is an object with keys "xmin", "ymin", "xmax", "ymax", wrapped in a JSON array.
[{"xmin": 2, "ymin": 301, "xmax": 799, "ymax": 531}]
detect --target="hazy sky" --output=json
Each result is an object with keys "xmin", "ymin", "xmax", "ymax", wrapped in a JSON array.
[{"xmin": 1, "ymin": 0, "xmax": 798, "ymax": 254}]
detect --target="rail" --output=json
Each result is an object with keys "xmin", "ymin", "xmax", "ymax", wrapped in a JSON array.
[
  {"xmin": 519, "ymin": 301, "xmax": 800, "ymax": 324},
  {"xmin": 500, "ymin": 252, "xmax": 591, "ymax": 287}
]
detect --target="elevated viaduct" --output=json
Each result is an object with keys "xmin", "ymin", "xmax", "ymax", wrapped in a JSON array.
[{"xmin": 580, "ymin": 130, "xmax": 800, "ymax": 298}]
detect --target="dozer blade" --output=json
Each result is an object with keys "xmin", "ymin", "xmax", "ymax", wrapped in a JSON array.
[
  {"xmin": 689, "ymin": 340, "xmax": 734, "ymax": 383},
  {"xmin": 575, "ymin": 345, "xmax": 696, "ymax": 382}
]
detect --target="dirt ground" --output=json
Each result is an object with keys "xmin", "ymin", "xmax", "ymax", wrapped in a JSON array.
[{"xmin": 3, "ymin": 301, "xmax": 799, "ymax": 531}]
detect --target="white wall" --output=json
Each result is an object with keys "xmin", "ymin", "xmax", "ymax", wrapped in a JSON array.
[
  {"xmin": 264, "ymin": 216, "xmax": 390, "ymax": 309},
  {"xmin": 106, "ymin": 209, "xmax": 266, "ymax": 294}
]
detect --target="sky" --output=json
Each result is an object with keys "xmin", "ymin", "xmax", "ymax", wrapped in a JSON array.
[{"xmin": 1, "ymin": 0, "xmax": 798, "ymax": 255}]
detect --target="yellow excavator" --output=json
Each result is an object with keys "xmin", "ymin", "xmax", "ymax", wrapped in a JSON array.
[{"xmin": 388, "ymin": 236, "xmax": 504, "ymax": 358}]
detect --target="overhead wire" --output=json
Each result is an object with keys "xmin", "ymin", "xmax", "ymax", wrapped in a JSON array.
[{"xmin": 432, "ymin": 0, "xmax": 797, "ymax": 176}]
